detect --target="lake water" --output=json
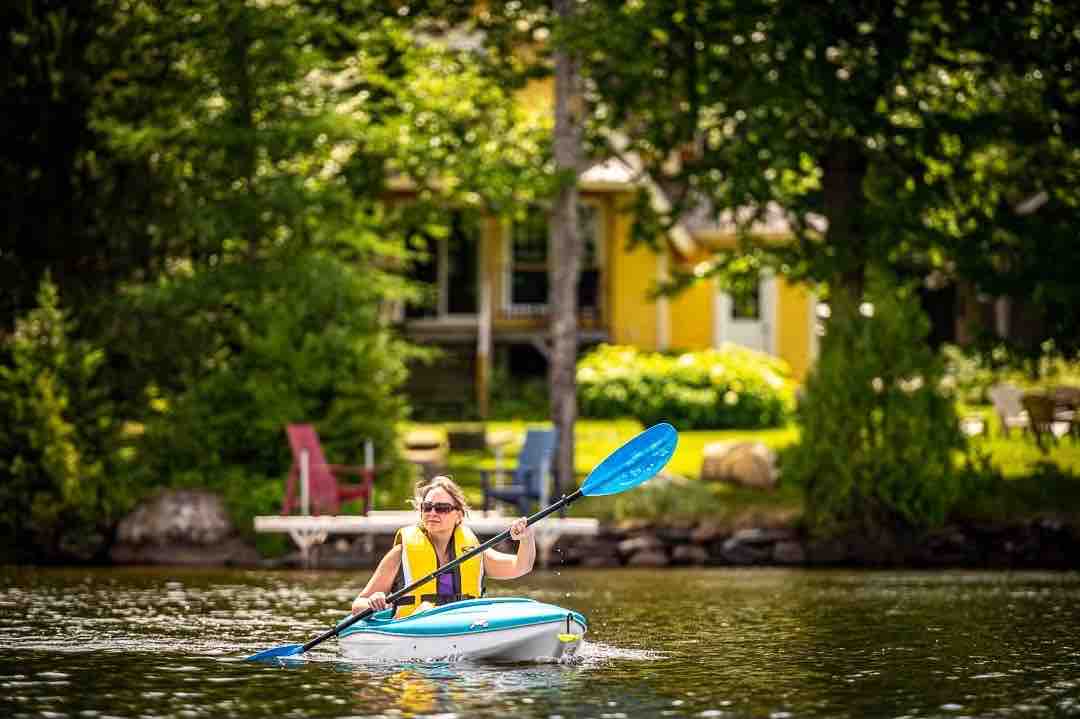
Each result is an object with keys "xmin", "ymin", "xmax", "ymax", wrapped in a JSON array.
[{"xmin": 2, "ymin": 566, "xmax": 1079, "ymax": 718}]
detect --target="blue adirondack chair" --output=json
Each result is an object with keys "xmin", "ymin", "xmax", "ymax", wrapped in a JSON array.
[{"xmin": 480, "ymin": 429, "xmax": 557, "ymax": 516}]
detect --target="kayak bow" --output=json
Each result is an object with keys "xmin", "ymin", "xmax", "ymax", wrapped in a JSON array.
[{"xmin": 337, "ymin": 597, "xmax": 587, "ymax": 662}]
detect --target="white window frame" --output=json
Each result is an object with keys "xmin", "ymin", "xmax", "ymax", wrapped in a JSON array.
[
  {"xmin": 501, "ymin": 201, "xmax": 606, "ymax": 317},
  {"xmin": 712, "ymin": 269, "xmax": 777, "ymax": 355},
  {"xmin": 408, "ymin": 214, "xmax": 482, "ymax": 326}
]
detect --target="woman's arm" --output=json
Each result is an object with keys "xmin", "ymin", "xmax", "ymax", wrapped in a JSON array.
[
  {"xmin": 351, "ymin": 544, "xmax": 402, "ymax": 613},
  {"xmin": 483, "ymin": 517, "xmax": 536, "ymax": 580}
]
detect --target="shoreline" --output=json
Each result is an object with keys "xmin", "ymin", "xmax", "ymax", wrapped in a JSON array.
[{"xmin": 254, "ymin": 515, "xmax": 1080, "ymax": 571}]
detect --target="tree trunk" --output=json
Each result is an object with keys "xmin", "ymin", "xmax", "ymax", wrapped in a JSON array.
[
  {"xmin": 549, "ymin": 0, "xmax": 584, "ymax": 499},
  {"xmin": 821, "ymin": 140, "xmax": 869, "ymax": 310},
  {"xmin": 225, "ymin": 7, "xmax": 259, "ymax": 259}
]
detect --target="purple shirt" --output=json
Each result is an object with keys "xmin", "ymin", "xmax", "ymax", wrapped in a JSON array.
[{"xmin": 436, "ymin": 572, "xmax": 454, "ymax": 596}]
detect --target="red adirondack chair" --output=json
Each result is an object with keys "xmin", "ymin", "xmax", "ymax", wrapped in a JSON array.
[{"xmin": 281, "ymin": 424, "xmax": 374, "ymax": 515}]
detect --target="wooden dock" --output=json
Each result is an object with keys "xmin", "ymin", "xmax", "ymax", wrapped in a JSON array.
[{"xmin": 254, "ymin": 511, "xmax": 600, "ymax": 566}]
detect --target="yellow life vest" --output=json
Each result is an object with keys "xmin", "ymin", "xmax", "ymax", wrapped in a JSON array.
[{"xmin": 393, "ymin": 523, "xmax": 484, "ymax": 618}]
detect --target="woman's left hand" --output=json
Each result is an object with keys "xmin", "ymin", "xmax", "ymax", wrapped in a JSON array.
[{"xmin": 509, "ymin": 517, "xmax": 532, "ymax": 541}]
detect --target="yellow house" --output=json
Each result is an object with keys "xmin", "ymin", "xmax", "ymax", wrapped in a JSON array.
[{"xmin": 394, "ymin": 82, "xmax": 818, "ymax": 416}]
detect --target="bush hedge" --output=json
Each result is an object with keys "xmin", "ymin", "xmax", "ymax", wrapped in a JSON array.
[
  {"xmin": 0, "ymin": 277, "xmax": 130, "ymax": 562},
  {"xmin": 781, "ymin": 280, "xmax": 970, "ymax": 534},
  {"xmin": 122, "ymin": 252, "xmax": 419, "ymax": 539},
  {"xmin": 576, "ymin": 344, "xmax": 796, "ymax": 430}
]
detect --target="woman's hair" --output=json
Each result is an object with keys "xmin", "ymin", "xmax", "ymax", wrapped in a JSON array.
[{"xmin": 411, "ymin": 475, "xmax": 471, "ymax": 517}]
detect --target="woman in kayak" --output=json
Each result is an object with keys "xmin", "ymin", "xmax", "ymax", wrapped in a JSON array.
[{"xmin": 351, "ymin": 475, "xmax": 534, "ymax": 617}]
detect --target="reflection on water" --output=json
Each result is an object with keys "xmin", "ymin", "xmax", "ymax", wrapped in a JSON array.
[{"xmin": 2, "ymin": 566, "xmax": 1079, "ymax": 718}]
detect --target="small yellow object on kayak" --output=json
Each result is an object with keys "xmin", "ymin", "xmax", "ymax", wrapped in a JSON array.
[{"xmin": 558, "ymin": 633, "xmax": 582, "ymax": 643}]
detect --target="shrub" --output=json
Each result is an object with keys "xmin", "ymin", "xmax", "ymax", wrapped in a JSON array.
[
  {"xmin": 611, "ymin": 473, "xmax": 725, "ymax": 521},
  {"xmin": 781, "ymin": 279, "xmax": 970, "ymax": 535},
  {"xmin": 0, "ymin": 276, "xmax": 130, "ymax": 561},
  {"xmin": 576, "ymin": 344, "xmax": 796, "ymax": 430},
  {"xmin": 489, "ymin": 367, "xmax": 549, "ymax": 421},
  {"xmin": 124, "ymin": 252, "xmax": 418, "ymax": 530}
]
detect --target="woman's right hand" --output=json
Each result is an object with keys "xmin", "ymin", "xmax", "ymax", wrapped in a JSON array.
[{"xmin": 353, "ymin": 591, "xmax": 388, "ymax": 614}]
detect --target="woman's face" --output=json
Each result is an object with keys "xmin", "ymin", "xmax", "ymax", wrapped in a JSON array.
[{"xmin": 420, "ymin": 487, "xmax": 460, "ymax": 534}]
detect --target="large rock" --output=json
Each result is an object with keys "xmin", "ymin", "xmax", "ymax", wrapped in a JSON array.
[
  {"xmin": 772, "ymin": 540, "xmax": 807, "ymax": 564},
  {"xmin": 110, "ymin": 490, "xmax": 260, "ymax": 566},
  {"xmin": 617, "ymin": 534, "xmax": 664, "ymax": 558},
  {"xmin": 627, "ymin": 549, "xmax": 670, "ymax": 567},
  {"xmin": 671, "ymin": 544, "xmax": 709, "ymax": 565},
  {"xmin": 700, "ymin": 441, "xmax": 778, "ymax": 489}
]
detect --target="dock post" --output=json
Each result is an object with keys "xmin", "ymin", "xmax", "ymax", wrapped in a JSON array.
[{"xmin": 300, "ymin": 449, "xmax": 310, "ymax": 516}]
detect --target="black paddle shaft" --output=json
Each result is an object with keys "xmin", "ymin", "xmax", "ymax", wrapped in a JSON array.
[{"xmin": 300, "ymin": 489, "xmax": 585, "ymax": 653}]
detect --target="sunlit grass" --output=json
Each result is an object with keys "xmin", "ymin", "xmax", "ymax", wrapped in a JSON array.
[{"xmin": 401, "ymin": 410, "xmax": 1080, "ymax": 521}]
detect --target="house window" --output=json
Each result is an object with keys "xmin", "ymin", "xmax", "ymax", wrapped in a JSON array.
[
  {"xmin": 405, "ymin": 211, "xmax": 479, "ymax": 319},
  {"xmin": 506, "ymin": 203, "xmax": 603, "ymax": 316},
  {"xmin": 730, "ymin": 281, "xmax": 760, "ymax": 320}
]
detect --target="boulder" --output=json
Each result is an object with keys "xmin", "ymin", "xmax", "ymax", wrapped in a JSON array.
[
  {"xmin": 582, "ymin": 554, "xmax": 622, "ymax": 568},
  {"xmin": 772, "ymin": 540, "xmax": 806, "ymax": 564},
  {"xmin": 656, "ymin": 522, "xmax": 696, "ymax": 544},
  {"xmin": 561, "ymin": 538, "xmax": 620, "ymax": 566},
  {"xmin": 729, "ymin": 527, "xmax": 797, "ymax": 545},
  {"xmin": 718, "ymin": 530, "xmax": 782, "ymax": 565},
  {"xmin": 110, "ymin": 490, "xmax": 260, "ymax": 566},
  {"xmin": 700, "ymin": 441, "xmax": 778, "ymax": 489},
  {"xmin": 690, "ymin": 522, "xmax": 729, "ymax": 545},
  {"xmin": 671, "ymin": 544, "xmax": 709, "ymax": 565},
  {"xmin": 715, "ymin": 540, "xmax": 772, "ymax": 565},
  {"xmin": 804, "ymin": 536, "xmax": 854, "ymax": 565},
  {"xmin": 617, "ymin": 534, "xmax": 664, "ymax": 557},
  {"xmin": 627, "ymin": 549, "xmax": 670, "ymax": 567}
]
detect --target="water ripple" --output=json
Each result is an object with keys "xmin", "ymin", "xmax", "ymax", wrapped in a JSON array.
[{"xmin": 2, "ymin": 567, "xmax": 1080, "ymax": 718}]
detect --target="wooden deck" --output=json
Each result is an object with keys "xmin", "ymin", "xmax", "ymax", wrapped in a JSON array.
[{"xmin": 254, "ymin": 511, "xmax": 600, "ymax": 566}]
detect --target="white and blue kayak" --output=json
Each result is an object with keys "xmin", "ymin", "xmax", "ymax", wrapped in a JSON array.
[{"xmin": 337, "ymin": 597, "xmax": 587, "ymax": 662}]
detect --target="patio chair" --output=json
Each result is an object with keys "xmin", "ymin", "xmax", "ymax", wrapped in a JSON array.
[
  {"xmin": 1021, "ymin": 394, "xmax": 1058, "ymax": 453},
  {"xmin": 1051, "ymin": 386, "xmax": 1080, "ymax": 442},
  {"xmin": 281, "ymin": 423, "xmax": 375, "ymax": 515},
  {"xmin": 480, "ymin": 429, "xmax": 557, "ymax": 517},
  {"xmin": 987, "ymin": 383, "xmax": 1030, "ymax": 437}
]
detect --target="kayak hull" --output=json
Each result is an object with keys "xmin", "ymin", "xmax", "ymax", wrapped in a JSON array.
[{"xmin": 337, "ymin": 597, "xmax": 587, "ymax": 663}]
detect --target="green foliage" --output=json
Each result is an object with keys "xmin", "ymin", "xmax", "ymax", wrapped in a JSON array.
[
  {"xmin": 943, "ymin": 342, "xmax": 1080, "ymax": 404},
  {"xmin": 0, "ymin": 277, "xmax": 130, "ymax": 561},
  {"xmin": 942, "ymin": 344, "xmax": 1013, "ymax": 405},
  {"xmin": 955, "ymin": 459, "xmax": 1080, "ymax": 523},
  {"xmin": 123, "ymin": 252, "xmax": 417, "ymax": 525},
  {"xmin": 489, "ymin": 368, "xmax": 550, "ymax": 422},
  {"xmin": 577, "ymin": 344, "xmax": 796, "ymax": 430},
  {"xmin": 781, "ymin": 279, "xmax": 970, "ymax": 534},
  {"xmin": 570, "ymin": 0, "xmax": 1080, "ymax": 349},
  {"xmin": 610, "ymin": 474, "xmax": 724, "ymax": 521},
  {"xmin": 3, "ymin": 0, "xmax": 563, "ymax": 556}
]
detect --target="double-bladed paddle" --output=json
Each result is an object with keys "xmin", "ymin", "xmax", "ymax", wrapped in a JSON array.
[{"xmin": 246, "ymin": 421, "xmax": 678, "ymax": 662}]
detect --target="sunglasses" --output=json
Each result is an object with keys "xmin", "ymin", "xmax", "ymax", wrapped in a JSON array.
[{"xmin": 421, "ymin": 501, "xmax": 459, "ymax": 515}]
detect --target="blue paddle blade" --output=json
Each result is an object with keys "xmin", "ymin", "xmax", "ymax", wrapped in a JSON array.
[
  {"xmin": 246, "ymin": 643, "xmax": 305, "ymax": 661},
  {"xmin": 580, "ymin": 422, "xmax": 678, "ymax": 496}
]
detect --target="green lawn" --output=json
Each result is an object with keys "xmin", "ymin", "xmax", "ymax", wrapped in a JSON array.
[
  {"xmin": 402, "ymin": 412, "xmax": 1080, "ymax": 523},
  {"xmin": 957, "ymin": 403, "xmax": 1080, "ymax": 478}
]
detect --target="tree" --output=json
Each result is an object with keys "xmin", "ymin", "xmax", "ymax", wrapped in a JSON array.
[
  {"xmin": 565, "ymin": 0, "xmax": 1079, "ymax": 530},
  {"xmin": 1, "ymin": 1, "xmax": 159, "ymax": 329},
  {"xmin": 1, "ymin": 1, "xmax": 558, "ymax": 552},
  {"xmin": 548, "ymin": 0, "xmax": 586, "ymax": 496},
  {"xmin": 0, "ymin": 276, "xmax": 122, "ymax": 561},
  {"xmin": 572, "ymin": 0, "xmax": 1079, "ymax": 342},
  {"xmin": 95, "ymin": 2, "xmax": 556, "ymax": 508},
  {"xmin": 466, "ymin": 1, "xmax": 595, "ymax": 488}
]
